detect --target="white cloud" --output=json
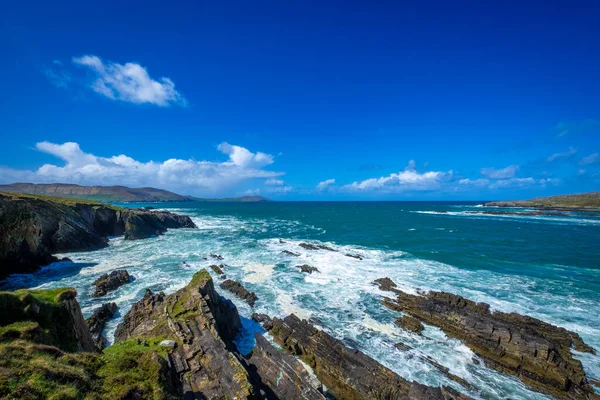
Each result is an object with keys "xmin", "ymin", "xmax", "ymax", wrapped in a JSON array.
[
  {"xmin": 345, "ymin": 161, "xmax": 452, "ymax": 192},
  {"xmin": 547, "ymin": 147, "xmax": 576, "ymax": 162},
  {"xmin": 488, "ymin": 177, "xmax": 559, "ymax": 189},
  {"xmin": 458, "ymin": 178, "xmax": 490, "ymax": 187},
  {"xmin": 267, "ymin": 185, "xmax": 292, "ymax": 194},
  {"xmin": 555, "ymin": 119, "xmax": 600, "ymax": 138},
  {"xmin": 316, "ymin": 179, "xmax": 335, "ymax": 190},
  {"xmin": 580, "ymin": 153, "xmax": 600, "ymax": 165},
  {"xmin": 265, "ymin": 178, "xmax": 284, "ymax": 186},
  {"xmin": 244, "ymin": 189, "xmax": 261, "ymax": 196},
  {"xmin": 72, "ymin": 55, "xmax": 186, "ymax": 106},
  {"xmin": 0, "ymin": 141, "xmax": 282, "ymax": 195},
  {"xmin": 480, "ymin": 165, "xmax": 519, "ymax": 179}
]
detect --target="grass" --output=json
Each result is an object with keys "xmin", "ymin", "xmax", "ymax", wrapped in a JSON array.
[{"xmin": 0, "ymin": 191, "xmax": 123, "ymax": 210}]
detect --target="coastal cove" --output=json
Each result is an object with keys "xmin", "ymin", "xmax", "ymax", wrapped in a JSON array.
[{"xmin": 2, "ymin": 201, "xmax": 599, "ymax": 399}]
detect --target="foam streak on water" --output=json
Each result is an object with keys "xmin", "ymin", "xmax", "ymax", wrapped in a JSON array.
[{"xmin": 2, "ymin": 201, "xmax": 599, "ymax": 400}]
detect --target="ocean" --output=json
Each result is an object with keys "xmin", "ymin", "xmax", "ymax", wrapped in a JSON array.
[{"xmin": 2, "ymin": 201, "xmax": 599, "ymax": 399}]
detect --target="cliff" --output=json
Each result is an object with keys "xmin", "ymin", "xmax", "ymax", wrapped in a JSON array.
[{"xmin": 0, "ymin": 192, "xmax": 196, "ymax": 278}]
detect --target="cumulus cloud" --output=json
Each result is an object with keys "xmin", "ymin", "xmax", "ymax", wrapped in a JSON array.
[
  {"xmin": 480, "ymin": 165, "xmax": 519, "ymax": 179},
  {"xmin": 547, "ymin": 147, "xmax": 576, "ymax": 162},
  {"xmin": 316, "ymin": 179, "xmax": 335, "ymax": 190},
  {"xmin": 71, "ymin": 55, "xmax": 186, "ymax": 106},
  {"xmin": 0, "ymin": 141, "xmax": 282, "ymax": 195},
  {"xmin": 580, "ymin": 153, "xmax": 600, "ymax": 165},
  {"xmin": 345, "ymin": 161, "xmax": 452, "ymax": 192}
]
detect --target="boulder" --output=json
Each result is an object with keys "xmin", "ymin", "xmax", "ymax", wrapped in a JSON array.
[
  {"xmin": 296, "ymin": 264, "xmax": 320, "ymax": 274},
  {"xmin": 92, "ymin": 270, "xmax": 133, "ymax": 296},
  {"xmin": 220, "ymin": 279, "xmax": 257, "ymax": 307},
  {"xmin": 209, "ymin": 264, "xmax": 224, "ymax": 274}
]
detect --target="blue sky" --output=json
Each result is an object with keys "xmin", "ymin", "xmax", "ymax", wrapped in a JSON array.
[{"xmin": 1, "ymin": 1, "xmax": 599, "ymax": 200}]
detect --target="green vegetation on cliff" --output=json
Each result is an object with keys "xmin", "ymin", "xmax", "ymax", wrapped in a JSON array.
[{"xmin": 485, "ymin": 191, "xmax": 600, "ymax": 210}]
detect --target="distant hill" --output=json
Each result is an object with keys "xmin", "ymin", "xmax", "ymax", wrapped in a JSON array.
[
  {"xmin": 0, "ymin": 183, "xmax": 270, "ymax": 203},
  {"xmin": 484, "ymin": 191, "xmax": 600, "ymax": 210}
]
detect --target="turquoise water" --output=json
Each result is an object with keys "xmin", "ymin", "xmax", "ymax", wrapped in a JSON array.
[{"xmin": 3, "ymin": 201, "xmax": 600, "ymax": 399}]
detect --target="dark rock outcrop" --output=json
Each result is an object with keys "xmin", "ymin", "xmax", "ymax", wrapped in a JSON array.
[
  {"xmin": 86, "ymin": 302, "xmax": 117, "ymax": 349},
  {"xmin": 92, "ymin": 270, "xmax": 133, "ymax": 296},
  {"xmin": 377, "ymin": 278, "xmax": 597, "ymax": 400},
  {"xmin": 345, "ymin": 253, "xmax": 363, "ymax": 260},
  {"xmin": 296, "ymin": 264, "xmax": 320, "ymax": 274},
  {"xmin": 270, "ymin": 314, "xmax": 472, "ymax": 400},
  {"xmin": 209, "ymin": 264, "xmax": 224, "ymax": 274},
  {"xmin": 299, "ymin": 242, "xmax": 336, "ymax": 251},
  {"xmin": 282, "ymin": 250, "xmax": 300, "ymax": 256},
  {"xmin": 395, "ymin": 315, "xmax": 424, "ymax": 334},
  {"xmin": 373, "ymin": 277, "xmax": 399, "ymax": 292},
  {"xmin": 220, "ymin": 279, "xmax": 258, "ymax": 307},
  {"xmin": 0, "ymin": 192, "xmax": 196, "ymax": 278},
  {"xmin": 252, "ymin": 313, "xmax": 273, "ymax": 331},
  {"xmin": 245, "ymin": 333, "xmax": 326, "ymax": 399}
]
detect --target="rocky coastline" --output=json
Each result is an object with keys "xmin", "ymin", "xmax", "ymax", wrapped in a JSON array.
[{"xmin": 0, "ymin": 192, "xmax": 196, "ymax": 278}]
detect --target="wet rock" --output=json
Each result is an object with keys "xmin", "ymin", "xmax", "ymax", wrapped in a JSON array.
[
  {"xmin": 220, "ymin": 279, "xmax": 258, "ymax": 307},
  {"xmin": 379, "ymin": 278, "xmax": 597, "ymax": 399},
  {"xmin": 282, "ymin": 250, "xmax": 300, "ymax": 256},
  {"xmin": 299, "ymin": 242, "xmax": 336, "ymax": 252},
  {"xmin": 92, "ymin": 270, "xmax": 133, "ymax": 296},
  {"xmin": 252, "ymin": 313, "xmax": 273, "ymax": 331},
  {"xmin": 271, "ymin": 314, "xmax": 473, "ymax": 400},
  {"xmin": 345, "ymin": 253, "xmax": 363, "ymax": 260},
  {"xmin": 245, "ymin": 333, "xmax": 325, "ymax": 399},
  {"xmin": 373, "ymin": 277, "xmax": 400, "ymax": 292},
  {"xmin": 279, "ymin": 239, "xmax": 286, "ymax": 244},
  {"xmin": 85, "ymin": 302, "xmax": 118, "ymax": 349},
  {"xmin": 210, "ymin": 254, "xmax": 224, "ymax": 260},
  {"xmin": 296, "ymin": 264, "xmax": 320, "ymax": 274},
  {"xmin": 395, "ymin": 315, "xmax": 424, "ymax": 334},
  {"xmin": 209, "ymin": 264, "xmax": 224, "ymax": 274},
  {"xmin": 394, "ymin": 342, "xmax": 413, "ymax": 352}
]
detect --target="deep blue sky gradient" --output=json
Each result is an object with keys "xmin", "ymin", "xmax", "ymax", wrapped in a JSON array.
[{"xmin": 1, "ymin": 1, "xmax": 599, "ymax": 199}]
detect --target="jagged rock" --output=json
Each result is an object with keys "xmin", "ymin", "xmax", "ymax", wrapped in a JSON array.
[
  {"xmin": 373, "ymin": 277, "xmax": 400, "ymax": 292},
  {"xmin": 395, "ymin": 315, "xmax": 424, "ymax": 334},
  {"xmin": 115, "ymin": 270, "xmax": 255, "ymax": 399},
  {"xmin": 279, "ymin": 239, "xmax": 286, "ymax": 244},
  {"xmin": 296, "ymin": 264, "xmax": 320, "ymax": 274},
  {"xmin": 379, "ymin": 278, "xmax": 597, "ymax": 399},
  {"xmin": 345, "ymin": 253, "xmax": 363, "ymax": 260},
  {"xmin": 210, "ymin": 254, "xmax": 224, "ymax": 260},
  {"xmin": 252, "ymin": 313, "xmax": 273, "ymax": 331},
  {"xmin": 85, "ymin": 302, "xmax": 117, "ymax": 349},
  {"xmin": 209, "ymin": 264, "xmax": 224, "ymax": 274},
  {"xmin": 245, "ymin": 333, "xmax": 325, "ymax": 399},
  {"xmin": 93, "ymin": 270, "xmax": 133, "ymax": 296},
  {"xmin": 282, "ymin": 250, "xmax": 300, "ymax": 256},
  {"xmin": 220, "ymin": 279, "xmax": 257, "ymax": 307},
  {"xmin": 0, "ymin": 192, "xmax": 196, "ymax": 277},
  {"xmin": 299, "ymin": 242, "xmax": 336, "ymax": 251},
  {"xmin": 395, "ymin": 342, "xmax": 413, "ymax": 352},
  {"xmin": 271, "ymin": 314, "xmax": 472, "ymax": 400}
]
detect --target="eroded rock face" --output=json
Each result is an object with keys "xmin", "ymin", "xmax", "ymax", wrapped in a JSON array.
[
  {"xmin": 270, "ymin": 314, "xmax": 472, "ymax": 400},
  {"xmin": 395, "ymin": 315, "xmax": 424, "ymax": 334},
  {"xmin": 0, "ymin": 193, "xmax": 196, "ymax": 278},
  {"xmin": 85, "ymin": 302, "xmax": 117, "ymax": 349},
  {"xmin": 92, "ymin": 270, "xmax": 132, "ymax": 296},
  {"xmin": 114, "ymin": 270, "xmax": 254, "ymax": 399},
  {"xmin": 220, "ymin": 279, "xmax": 258, "ymax": 307},
  {"xmin": 376, "ymin": 278, "xmax": 597, "ymax": 400},
  {"xmin": 245, "ymin": 333, "xmax": 326, "ymax": 399}
]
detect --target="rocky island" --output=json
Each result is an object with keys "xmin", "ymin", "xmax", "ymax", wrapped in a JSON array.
[
  {"xmin": 484, "ymin": 191, "xmax": 600, "ymax": 212},
  {"xmin": 0, "ymin": 192, "xmax": 196, "ymax": 278}
]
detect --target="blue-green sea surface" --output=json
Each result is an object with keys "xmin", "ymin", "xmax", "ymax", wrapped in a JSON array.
[{"xmin": 3, "ymin": 201, "xmax": 600, "ymax": 399}]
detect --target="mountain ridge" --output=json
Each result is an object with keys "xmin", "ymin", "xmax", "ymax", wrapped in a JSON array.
[{"xmin": 0, "ymin": 183, "xmax": 270, "ymax": 203}]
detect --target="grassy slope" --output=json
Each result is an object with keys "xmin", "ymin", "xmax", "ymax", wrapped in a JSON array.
[
  {"xmin": 0, "ymin": 191, "xmax": 123, "ymax": 210},
  {"xmin": 486, "ymin": 191, "xmax": 600, "ymax": 209}
]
